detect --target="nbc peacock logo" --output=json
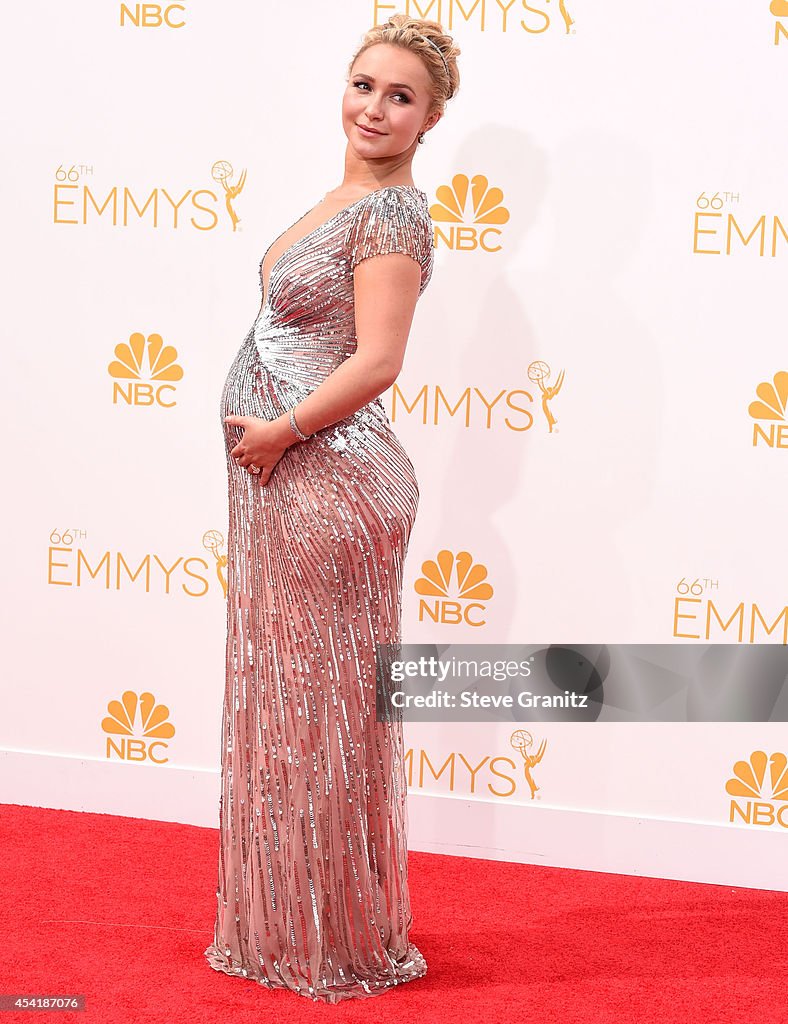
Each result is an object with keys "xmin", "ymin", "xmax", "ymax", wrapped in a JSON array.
[
  {"xmin": 771, "ymin": 0, "xmax": 788, "ymax": 44},
  {"xmin": 102, "ymin": 691, "xmax": 176, "ymax": 764},
  {"xmin": 749, "ymin": 370, "xmax": 788, "ymax": 449},
  {"xmin": 414, "ymin": 549, "xmax": 494, "ymax": 627},
  {"xmin": 429, "ymin": 174, "xmax": 510, "ymax": 256},
  {"xmin": 726, "ymin": 750, "xmax": 788, "ymax": 828},
  {"xmin": 108, "ymin": 331, "xmax": 184, "ymax": 407}
]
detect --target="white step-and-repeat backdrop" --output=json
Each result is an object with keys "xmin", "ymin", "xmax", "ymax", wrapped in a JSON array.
[{"xmin": 2, "ymin": 2, "xmax": 787, "ymax": 890}]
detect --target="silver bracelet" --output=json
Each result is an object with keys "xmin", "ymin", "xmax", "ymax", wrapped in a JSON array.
[{"xmin": 289, "ymin": 405, "xmax": 311, "ymax": 441}]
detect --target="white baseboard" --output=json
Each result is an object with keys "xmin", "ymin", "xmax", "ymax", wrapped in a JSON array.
[{"xmin": 2, "ymin": 748, "xmax": 784, "ymax": 892}]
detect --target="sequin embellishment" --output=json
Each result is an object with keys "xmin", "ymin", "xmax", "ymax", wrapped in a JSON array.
[{"xmin": 204, "ymin": 185, "xmax": 434, "ymax": 1004}]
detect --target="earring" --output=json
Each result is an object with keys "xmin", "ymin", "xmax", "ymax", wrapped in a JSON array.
[{"xmin": 417, "ymin": 131, "xmax": 425, "ymax": 144}]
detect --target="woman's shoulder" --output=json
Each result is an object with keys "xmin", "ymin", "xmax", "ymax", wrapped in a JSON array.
[
  {"xmin": 345, "ymin": 185, "xmax": 433, "ymax": 262},
  {"xmin": 353, "ymin": 183, "xmax": 431, "ymax": 221}
]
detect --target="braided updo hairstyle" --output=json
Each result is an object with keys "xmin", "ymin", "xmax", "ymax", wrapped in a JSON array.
[{"xmin": 348, "ymin": 14, "xmax": 461, "ymax": 118}]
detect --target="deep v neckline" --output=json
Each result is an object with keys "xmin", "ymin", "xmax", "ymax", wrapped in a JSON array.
[{"xmin": 259, "ymin": 184, "xmax": 426, "ymax": 306}]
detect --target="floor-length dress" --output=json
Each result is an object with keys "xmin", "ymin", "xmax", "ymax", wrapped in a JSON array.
[{"xmin": 204, "ymin": 184, "xmax": 434, "ymax": 1004}]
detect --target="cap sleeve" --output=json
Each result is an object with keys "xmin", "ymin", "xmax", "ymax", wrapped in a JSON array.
[{"xmin": 346, "ymin": 186, "xmax": 433, "ymax": 291}]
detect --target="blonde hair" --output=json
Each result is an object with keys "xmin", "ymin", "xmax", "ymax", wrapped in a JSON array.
[{"xmin": 348, "ymin": 14, "xmax": 461, "ymax": 117}]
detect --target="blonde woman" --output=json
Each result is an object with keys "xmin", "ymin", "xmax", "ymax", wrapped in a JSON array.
[{"xmin": 204, "ymin": 13, "xmax": 460, "ymax": 1005}]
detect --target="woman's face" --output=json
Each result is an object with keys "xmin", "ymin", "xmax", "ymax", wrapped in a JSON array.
[{"xmin": 343, "ymin": 43, "xmax": 437, "ymax": 156}]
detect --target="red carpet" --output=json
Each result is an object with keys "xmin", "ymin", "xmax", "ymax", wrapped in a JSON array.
[{"xmin": 1, "ymin": 803, "xmax": 785, "ymax": 1023}]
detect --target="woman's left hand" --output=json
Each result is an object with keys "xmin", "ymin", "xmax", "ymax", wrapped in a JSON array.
[{"xmin": 224, "ymin": 414, "xmax": 294, "ymax": 486}]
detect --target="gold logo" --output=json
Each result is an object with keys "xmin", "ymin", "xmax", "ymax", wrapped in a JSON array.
[
  {"xmin": 119, "ymin": 4, "xmax": 186, "ymax": 28},
  {"xmin": 749, "ymin": 371, "xmax": 788, "ymax": 420},
  {"xmin": 108, "ymin": 331, "xmax": 184, "ymax": 406},
  {"xmin": 748, "ymin": 370, "xmax": 788, "ymax": 449},
  {"xmin": 404, "ymin": 743, "xmax": 544, "ymax": 800},
  {"xmin": 429, "ymin": 174, "xmax": 510, "ymax": 255},
  {"xmin": 726, "ymin": 750, "xmax": 788, "ymax": 800},
  {"xmin": 510, "ymin": 730, "xmax": 547, "ymax": 799},
  {"xmin": 102, "ymin": 691, "xmax": 175, "ymax": 764},
  {"xmin": 415, "ymin": 549, "xmax": 494, "ymax": 627},
  {"xmin": 726, "ymin": 750, "xmax": 788, "ymax": 828},
  {"xmin": 204, "ymin": 529, "xmax": 228, "ymax": 598},
  {"xmin": 211, "ymin": 159, "xmax": 246, "ymax": 232},
  {"xmin": 558, "ymin": 1, "xmax": 575, "ymax": 33},
  {"xmin": 528, "ymin": 360, "xmax": 565, "ymax": 433},
  {"xmin": 46, "ymin": 531, "xmax": 225, "ymax": 595},
  {"xmin": 693, "ymin": 190, "xmax": 788, "ymax": 255},
  {"xmin": 53, "ymin": 159, "xmax": 246, "ymax": 230},
  {"xmin": 766, "ymin": 1, "xmax": 784, "ymax": 44}
]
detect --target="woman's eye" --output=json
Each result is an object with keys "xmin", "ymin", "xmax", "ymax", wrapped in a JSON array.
[{"xmin": 352, "ymin": 81, "xmax": 409, "ymax": 103}]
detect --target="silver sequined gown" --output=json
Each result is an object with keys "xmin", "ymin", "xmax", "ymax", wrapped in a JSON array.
[{"xmin": 204, "ymin": 184, "xmax": 434, "ymax": 1004}]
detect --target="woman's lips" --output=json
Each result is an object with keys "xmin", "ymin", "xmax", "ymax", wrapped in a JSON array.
[{"xmin": 357, "ymin": 124, "xmax": 384, "ymax": 137}]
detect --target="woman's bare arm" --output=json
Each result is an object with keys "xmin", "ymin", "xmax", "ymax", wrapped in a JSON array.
[{"xmin": 270, "ymin": 252, "xmax": 422, "ymax": 447}]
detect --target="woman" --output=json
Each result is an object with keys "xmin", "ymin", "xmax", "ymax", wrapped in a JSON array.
[{"xmin": 204, "ymin": 14, "xmax": 460, "ymax": 1005}]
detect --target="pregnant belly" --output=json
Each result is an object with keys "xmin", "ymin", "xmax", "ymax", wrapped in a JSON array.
[
  {"xmin": 220, "ymin": 329, "xmax": 294, "ymax": 421},
  {"xmin": 219, "ymin": 327, "xmax": 418, "ymax": 514}
]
